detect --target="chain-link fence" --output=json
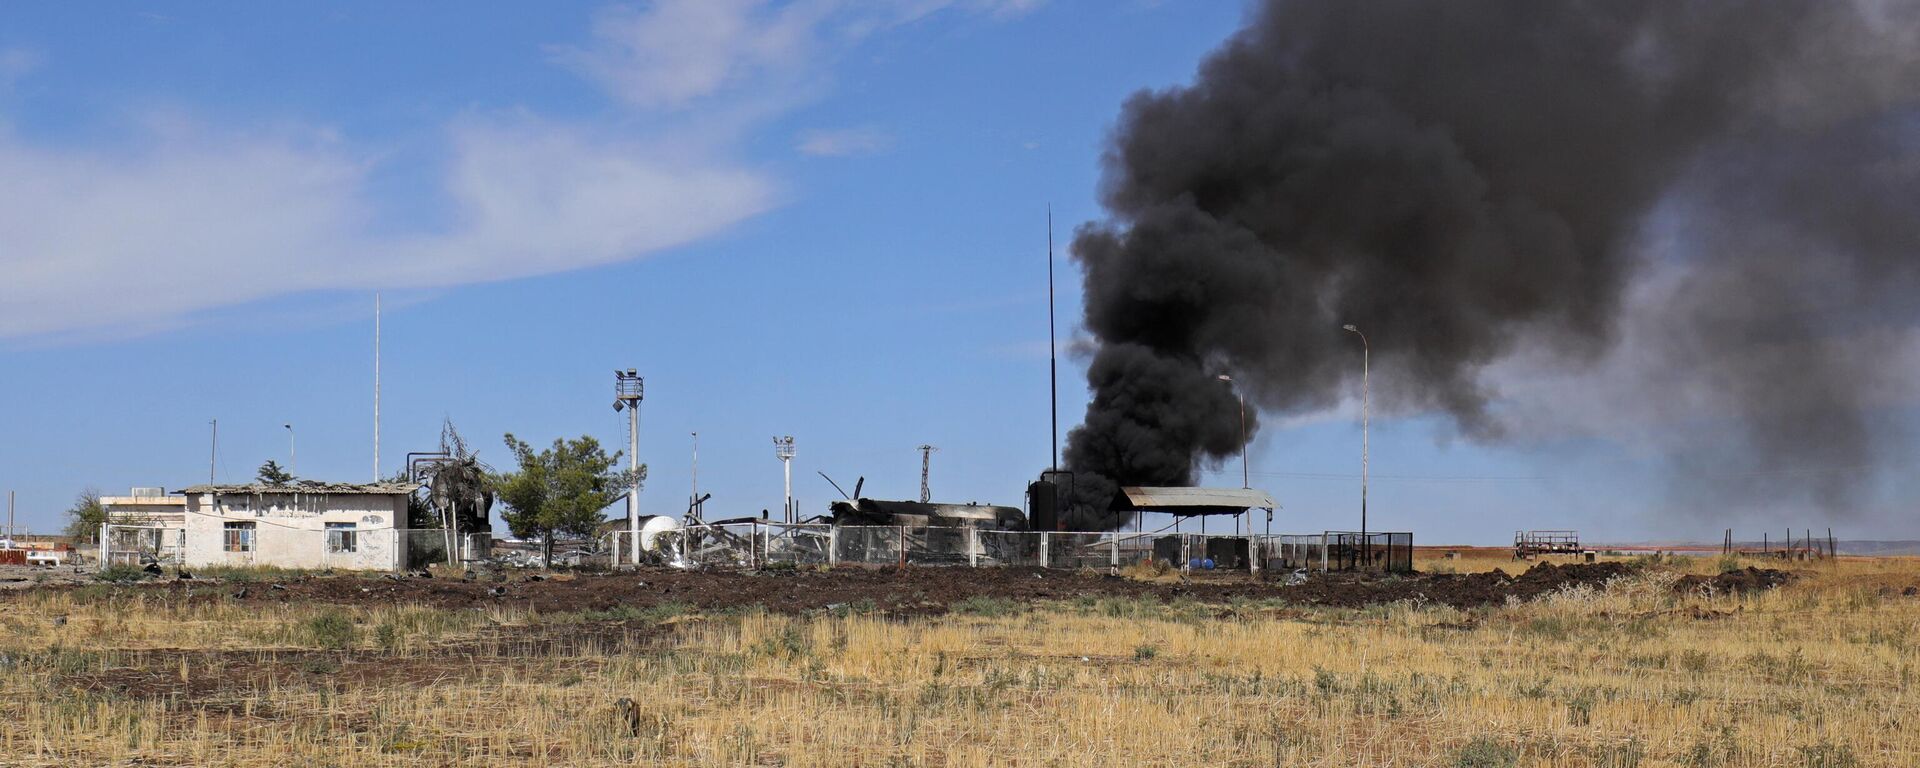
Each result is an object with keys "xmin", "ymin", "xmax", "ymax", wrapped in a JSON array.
[{"xmin": 1325, "ymin": 532, "xmax": 1415, "ymax": 573}]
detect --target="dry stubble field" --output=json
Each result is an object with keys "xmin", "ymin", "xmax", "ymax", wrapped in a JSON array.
[{"xmin": 0, "ymin": 553, "xmax": 1915, "ymax": 767}]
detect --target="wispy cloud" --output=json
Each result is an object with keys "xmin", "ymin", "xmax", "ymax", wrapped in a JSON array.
[
  {"xmin": 556, "ymin": 0, "xmax": 1047, "ymax": 111},
  {"xmin": 0, "ymin": 115, "xmax": 776, "ymax": 340},
  {"xmin": 797, "ymin": 126, "xmax": 893, "ymax": 157},
  {"xmin": 0, "ymin": 1, "xmax": 1043, "ymax": 342}
]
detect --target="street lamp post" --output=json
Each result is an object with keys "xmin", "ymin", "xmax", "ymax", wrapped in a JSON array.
[
  {"xmin": 284, "ymin": 424, "xmax": 296, "ymax": 479},
  {"xmin": 1341, "ymin": 324, "xmax": 1369, "ymax": 561}
]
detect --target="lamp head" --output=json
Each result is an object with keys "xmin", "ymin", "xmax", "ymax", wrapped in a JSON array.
[
  {"xmin": 1215, "ymin": 374, "xmax": 1232, "ymax": 382},
  {"xmin": 1342, "ymin": 324, "xmax": 1358, "ymax": 332}
]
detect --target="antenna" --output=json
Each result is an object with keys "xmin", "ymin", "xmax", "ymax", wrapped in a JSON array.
[
  {"xmin": 918, "ymin": 444, "xmax": 938, "ymax": 503},
  {"xmin": 373, "ymin": 292, "xmax": 381, "ymax": 481},
  {"xmin": 1047, "ymin": 205, "xmax": 1058, "ymax": 472}
]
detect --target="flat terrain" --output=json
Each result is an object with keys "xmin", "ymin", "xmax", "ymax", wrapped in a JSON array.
[{"xmin": 0, "ymin": 554, "xmax": 1912, "ymax": 766}]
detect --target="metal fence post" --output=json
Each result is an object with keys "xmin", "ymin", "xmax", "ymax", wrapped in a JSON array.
[
  {"xmin": 897, "ymin": 525, "xmax": 906, "ymax": 567},
  {"xmin": 828, "ymin": 526, "xmax": 839, "ymax": 566},
  {"xmin": 1110, "ymin": 534, "xmax": 1120, "ymax": 574},
  {"xmin": 968, "ymin": 528, "xmax": 979, "ymax": 567},
  {"xmin": 1249, "ymin": 534, "xmax": 1260, "ymax": 576},
  {"xmin": 1039, "ymin": 532, "xmax": 1049, "ymax": 568},
  {"xmin": 1180, "ymin": 535, "xmax": 1191, "ymax": 574}
]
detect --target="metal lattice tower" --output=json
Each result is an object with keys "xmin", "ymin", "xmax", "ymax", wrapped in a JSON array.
[{"xmin": 917, "ymin": 444, "xmax": 938, "ymax": 503}]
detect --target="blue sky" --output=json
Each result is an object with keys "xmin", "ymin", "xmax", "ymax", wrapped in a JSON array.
[{"xmin": 1, "ymin": 2, "xmax": 1911, "ymax": 544}]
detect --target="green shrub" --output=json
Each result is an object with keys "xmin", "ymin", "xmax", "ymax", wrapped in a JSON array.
[
  {"xmin": 94, "ymin": 564, "xmax": 148, "ymax": 584},
  {"xmin": 374, "ymin": 622, "xmax": 400, "ymax": 651},
  {"xmin": 1453, "ymin": 736, "xmax": 1518, "ymax": 768},
  {"xmin": 952, "ymin": 596, "xmax": 1020, "ymax": 617},
  {"xmin": 1133, "ymin": 644, "xmax": 1159, "ymax": 661},
  {"xmin": 301, "ymin": 610, "xmax": 359, "ymax": 649}
]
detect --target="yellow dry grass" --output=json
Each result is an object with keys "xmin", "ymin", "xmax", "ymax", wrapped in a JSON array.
[{"xmin": 1, "ymin": 556, "xmax": 1916, "ymax": 766}]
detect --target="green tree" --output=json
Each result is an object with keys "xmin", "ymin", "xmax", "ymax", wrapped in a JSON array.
[
  {"xmin": 493, "ymin": 433, "xmax": 641, "ymax": 567},
  {"xmin": 256, "ymin": 459, "xmax": 294, "ymax": 485},
  {"xmin": 62, "ymin": 489, "xmax": 108, "ymax": 543}
]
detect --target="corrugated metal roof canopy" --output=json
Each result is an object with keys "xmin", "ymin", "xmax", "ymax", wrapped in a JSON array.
[{"xmin": 1119, "ymin": 486, "xmax": 1276, "ymax": 513}]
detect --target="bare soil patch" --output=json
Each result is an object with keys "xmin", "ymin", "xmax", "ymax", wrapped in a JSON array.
[{"xmin": 14, "ymin": 562, "xmax": 1654, "ymax": 614}]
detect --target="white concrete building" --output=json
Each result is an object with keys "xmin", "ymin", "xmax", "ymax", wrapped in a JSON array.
[{"xmin": 104, "ymin": 482, "xmax": 418, "ymax": 571}]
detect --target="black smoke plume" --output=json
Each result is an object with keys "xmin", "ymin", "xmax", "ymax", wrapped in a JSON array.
[{"xmin": 1059, "ymin": 0, "xmax": 1920, "ymax": 529}]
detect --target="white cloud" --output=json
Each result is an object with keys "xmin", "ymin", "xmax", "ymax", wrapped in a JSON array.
[
  {"xmin": 555, "ymin": 0, "xmax": 830, "ymax": 110},
  {"xmin": 1, "ymin": 1, "xmax": 1042, "ymax": 342},
  {"xmin": 557, "ymin": 0, "xmax": 1047, "ymax": 110},
  {"xmin": 796, "ymin": 126, "xmax": 893, "ymax": 157},
  {"xmin": 0, "ymin": 116, "xmax": 776, "ymax": 340}
]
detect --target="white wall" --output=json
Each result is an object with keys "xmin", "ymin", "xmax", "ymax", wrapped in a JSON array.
[{"xmin": 180, "ymin": 491, "xmax": 408, "ymax": 570}]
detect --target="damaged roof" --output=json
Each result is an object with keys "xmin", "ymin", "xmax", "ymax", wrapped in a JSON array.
[
  {"xmin": 177, "ymin": 481, "xmax": 421, "ymax": 495},
  {"xmin": 1119, "ymin": 486, "xmax": 1276, "ymax": 512}
]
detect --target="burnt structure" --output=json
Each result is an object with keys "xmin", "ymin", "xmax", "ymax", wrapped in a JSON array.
[{"xmin": 828, "ymin": 498, "xmax": 1027, "ymax": 530}]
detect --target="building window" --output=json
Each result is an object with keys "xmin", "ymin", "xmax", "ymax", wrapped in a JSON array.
[
  {"xmin": 326, "ymin": 522, "xmax": 357, "ymax": 554},
  {"xmin": 223, "ymin": 522, "xmax": 255, "ymax": 552}
]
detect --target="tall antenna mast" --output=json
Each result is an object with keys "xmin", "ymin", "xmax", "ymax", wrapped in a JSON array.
[
  {"xmin": 1048, "ymin": 205, "xmax": 1058, "ymax": 471},
  {"xmin": 373, "ymin": 292, "xmax": 382, "ymax": 481},
  {"xmin": 918, "ymin": 444, "xmax": 938, "ymax": 503}
]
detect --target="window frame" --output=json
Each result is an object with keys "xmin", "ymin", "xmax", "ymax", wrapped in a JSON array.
[
  {"xmin": 325, "ymin": 522, "xmax": 358, "ymax": 554},
  {"xmin": 223, "ymin": 521, "xmax": 255, "ymax": 553}
]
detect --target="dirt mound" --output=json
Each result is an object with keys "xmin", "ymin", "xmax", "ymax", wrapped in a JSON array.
[
  {"xmin": 1274, "ymin": 562, "xmax": 1635, "ymax": 609},
  {"xmin": 11, "ymin": 561, "xmax": 1649, "ymax": 615},
  {"xmin": 1673, "ymin": 567, "xmax": 1794, "ymax": 595}
]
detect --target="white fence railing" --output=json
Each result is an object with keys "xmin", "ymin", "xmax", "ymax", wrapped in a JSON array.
[{"xmin": 605, "ymin": 523, "xmax": 1293, "ymax": 573}]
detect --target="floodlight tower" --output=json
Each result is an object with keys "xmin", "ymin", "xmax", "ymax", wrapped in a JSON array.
[
  {"xmin": 773, "ymin": 436, "xmax": 796, "ymax": 523},
  {"xmin": 613, "ymin": 370, "xmax": 644, "ymax": 563}
]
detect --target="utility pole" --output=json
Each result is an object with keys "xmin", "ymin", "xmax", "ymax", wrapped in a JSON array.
[
  {"xmin": 285, "ymin": 423, "xmax": 296, "ymax": 478},
  {"xmin": 690, "ymin": 432, "xmax": 699, "ymax": 519},
  {"xmin": 209, "ymin": 419, "xmax": 218, "ymax": 484},
  {"xmin": 613, "ymin": 370, "xmax": 644, "ymax": 564},
  {"xmin": 1047, "ymin": 205, "xmax": 1058, "ymax": 472},
  {"xmin": 773, "ymin": 436, "xmax": 796, "ymax": 523},
  {"xmin": 918, "ymin": 445, "xmax": 938, "ymax": 503},
  {"xmin": 373, "ymin": 293, "xmax": 381, "ymax": 481}
]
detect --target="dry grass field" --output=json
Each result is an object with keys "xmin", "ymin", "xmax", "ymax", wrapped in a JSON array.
[{"xmin": 1, "ymin": 555, "xmax": 1916, "ymax": 766}]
